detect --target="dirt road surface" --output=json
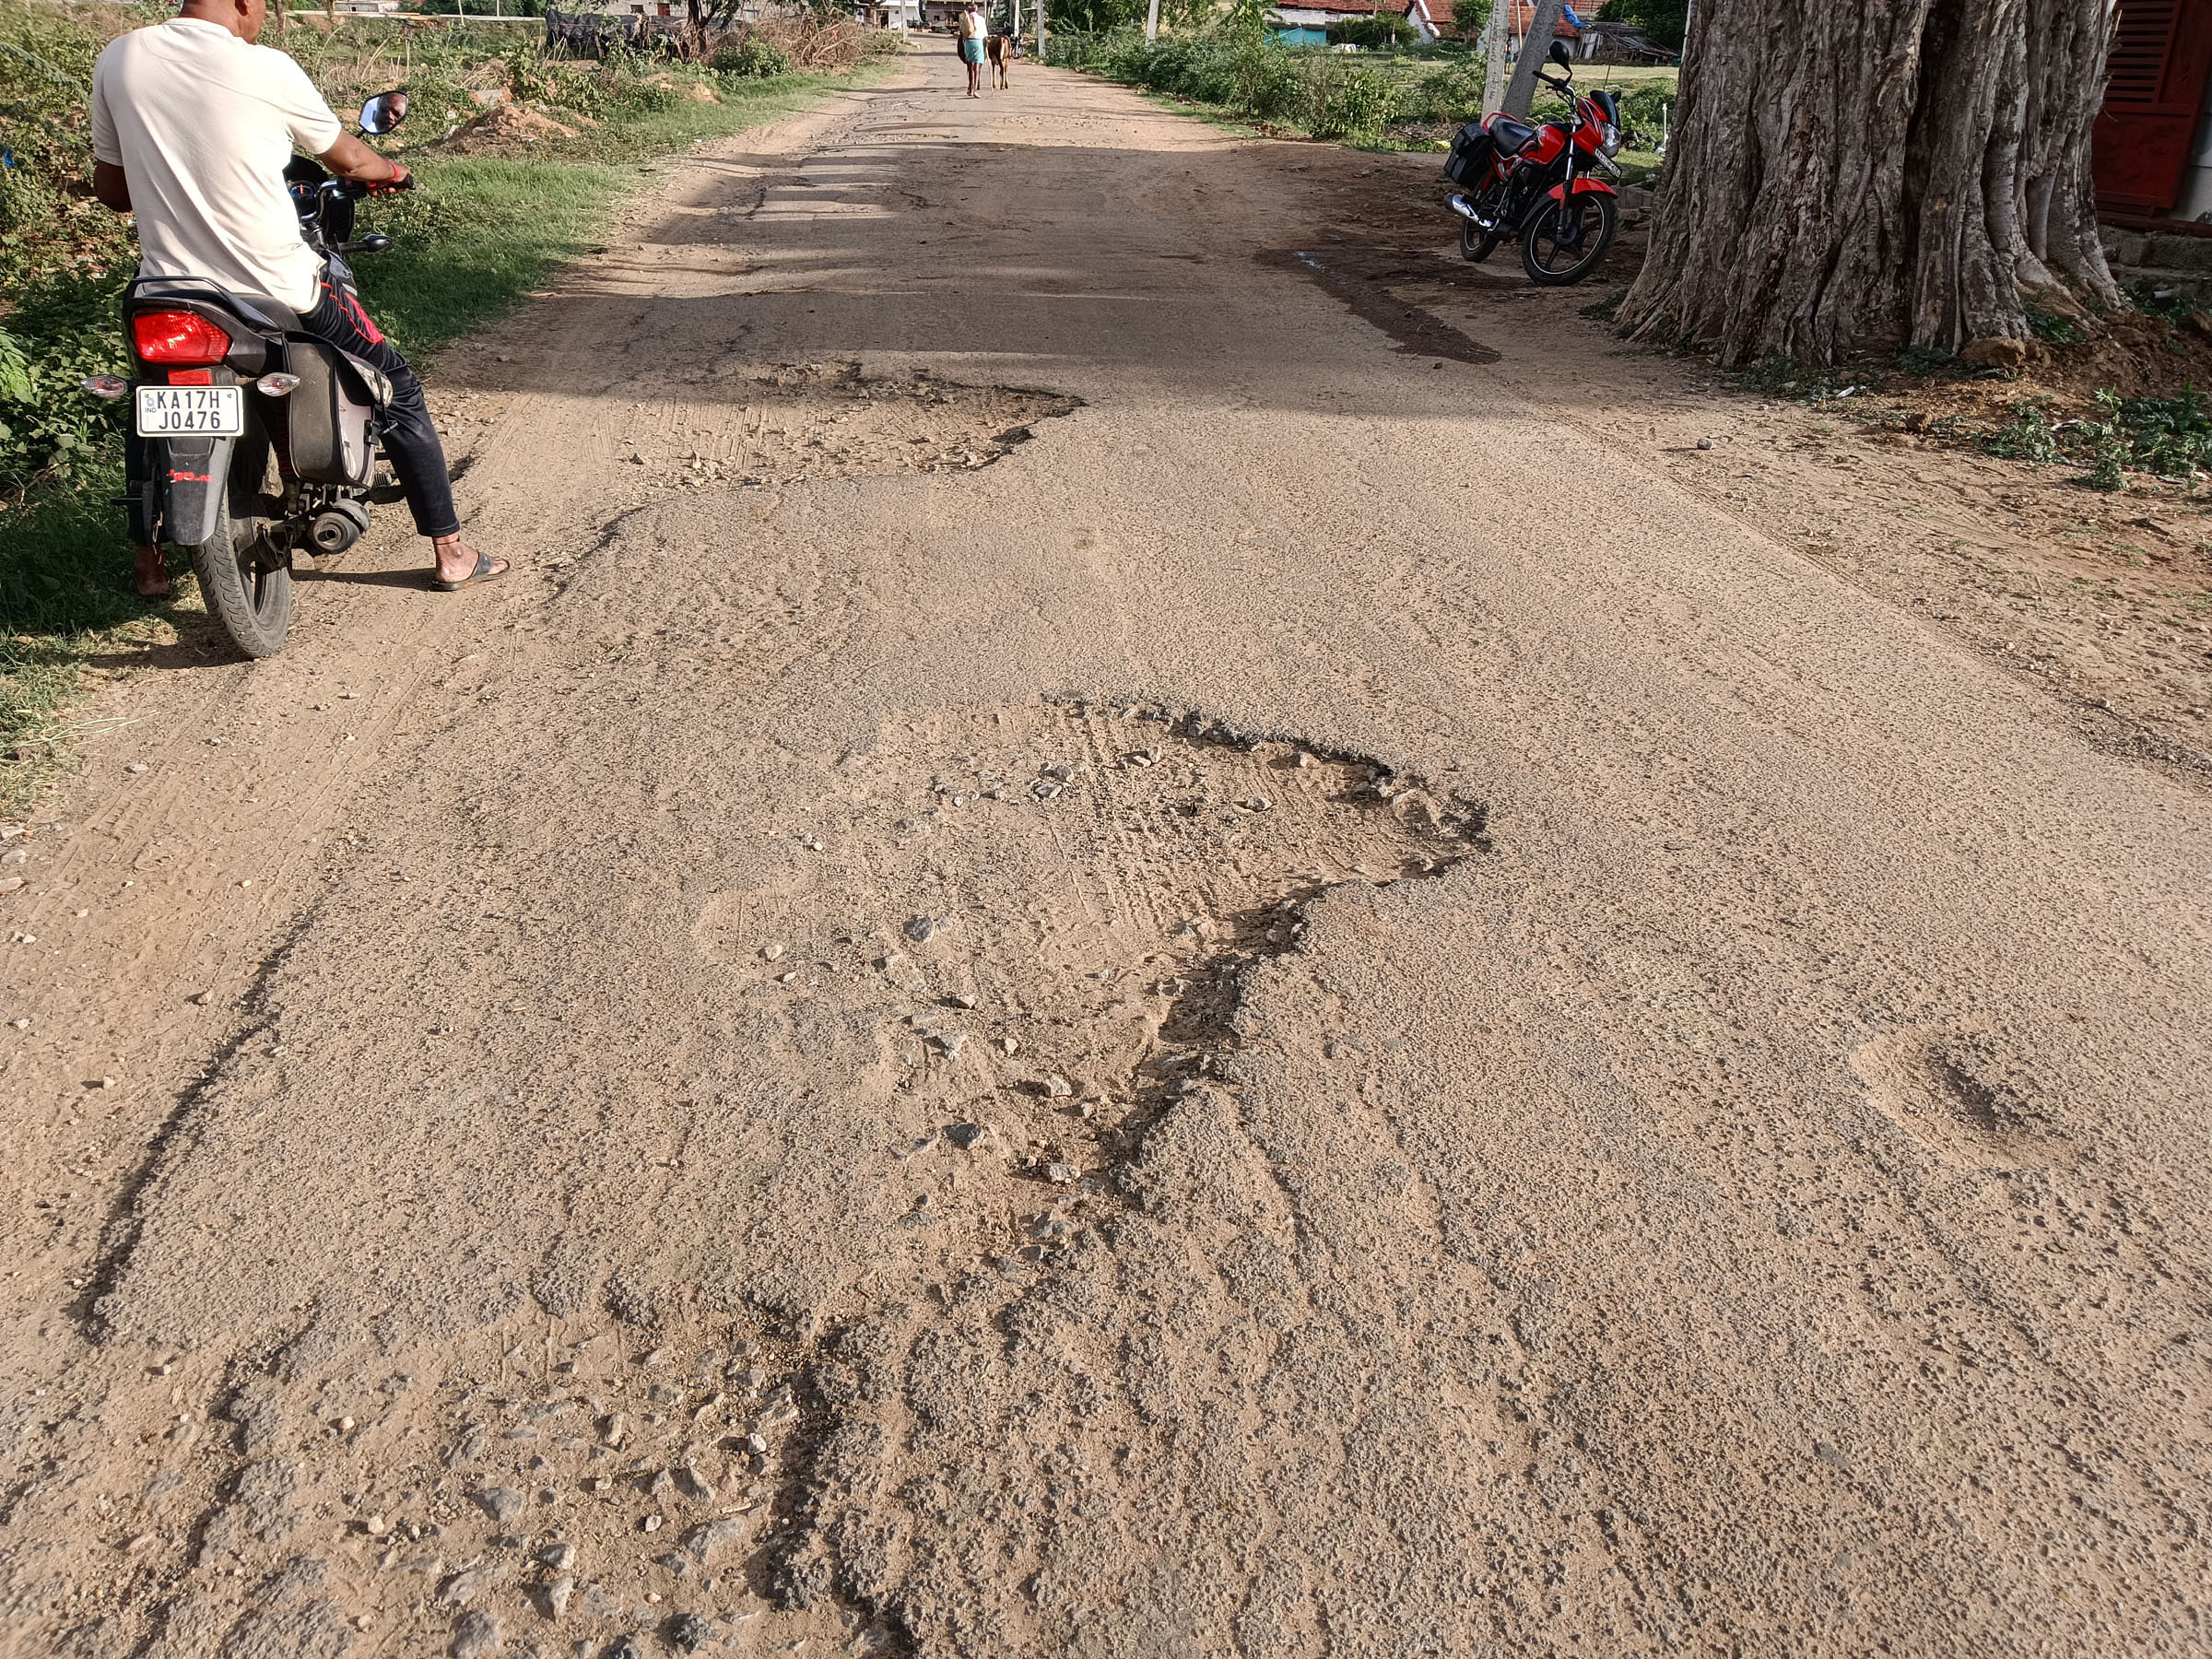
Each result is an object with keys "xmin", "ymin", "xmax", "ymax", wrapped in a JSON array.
[{"xmin": 6, "ymin": 43, "xmax": 2210, "ymax": 1659}]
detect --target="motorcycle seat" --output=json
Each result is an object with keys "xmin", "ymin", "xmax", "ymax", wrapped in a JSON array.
[
  {"xmin": 1486, "ymin": 115, "xmax": 1538, "ymax": 155},
  {"xmin": 129, "ymin": 276, "xmax": 300, "ymax": 335},
  {"xmin": 236, "ymin": 296, "xmax": 304, "ymax": 333}
]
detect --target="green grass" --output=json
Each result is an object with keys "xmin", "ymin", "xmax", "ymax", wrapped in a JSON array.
[{"xmin": 0, "ymin": 3, "xmax": 895, "ymax": 820}]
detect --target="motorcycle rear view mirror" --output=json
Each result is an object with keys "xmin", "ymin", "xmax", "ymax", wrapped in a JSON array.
[
  {"xmin": 1547, "ymin": 39, "xmax": 1572, "ymax": 67},
  {"xmin": 359, "ymin": 90, "xmax": 409, "ymax": 135}
]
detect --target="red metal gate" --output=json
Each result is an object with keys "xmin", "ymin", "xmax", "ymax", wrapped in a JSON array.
[{"xmin": 2095, "ymin": 0, "xmax": 2212, "ymax": 216}]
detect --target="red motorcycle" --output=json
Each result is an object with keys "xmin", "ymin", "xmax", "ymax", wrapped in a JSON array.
[{"xmin": 1443, "ymin": 40, "xmax": 1624, "ymax": 286}]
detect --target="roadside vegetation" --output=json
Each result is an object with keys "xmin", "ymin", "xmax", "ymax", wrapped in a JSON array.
[
  {"xmin": 1586, "ymin": 286, "xmax": 2212, "ymax": 499},
  {"xmin": 1042, "ymin": 20, "xmax": 1670, "ymax": 161},
  {"xmin": 0, "ymin": 0, "xmax": 897, "ymax": 818}
]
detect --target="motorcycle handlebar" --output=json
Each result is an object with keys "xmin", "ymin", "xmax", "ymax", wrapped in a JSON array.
[{"xmin": 326, "ymin": 171, "xmax": 413, "ymax": 201}]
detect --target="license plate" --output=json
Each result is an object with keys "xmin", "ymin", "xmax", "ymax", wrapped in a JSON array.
[{"xmin": 135, "ymin": 384, "xmax": 243, "ymax": 438}]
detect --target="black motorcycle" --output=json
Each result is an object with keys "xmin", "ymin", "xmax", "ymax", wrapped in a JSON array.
[{"xmin": 81, "ymin": 90, "xmax": 412, "ymax": 658}]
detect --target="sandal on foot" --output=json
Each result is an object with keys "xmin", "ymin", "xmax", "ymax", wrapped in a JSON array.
[{"xmin": 429, "ymin": 550, "xmax": 510, "ymax": 592}]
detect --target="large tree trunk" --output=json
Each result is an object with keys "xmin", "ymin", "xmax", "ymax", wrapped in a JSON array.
[{"xmin": 1617, "ymin": 0, "xmax": 2118, "ymax": 367}]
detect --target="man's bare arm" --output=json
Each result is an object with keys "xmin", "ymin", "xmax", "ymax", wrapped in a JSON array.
[
  {"xmin": 316, "ymin": 134, "xmax": 407, "ymax": 190},
  {"xmin": 93, "ymin": 161, "xmax": 131, "ymax": 212}
]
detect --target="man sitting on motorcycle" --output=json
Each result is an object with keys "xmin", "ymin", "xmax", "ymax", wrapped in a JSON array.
[{"xmin": 89, "ymin": 0, "xmax": 508, "ymax": 595}]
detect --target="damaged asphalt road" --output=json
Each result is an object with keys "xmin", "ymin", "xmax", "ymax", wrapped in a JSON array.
[{"xmin": 4, "ymin": 43, "xmax": 2210, "ymax": 1659}]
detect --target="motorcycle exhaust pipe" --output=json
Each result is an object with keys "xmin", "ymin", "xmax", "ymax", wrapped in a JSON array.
[{"xmin": 1447, "ymin": 193, "xmax": 1496, "ymax": 231}]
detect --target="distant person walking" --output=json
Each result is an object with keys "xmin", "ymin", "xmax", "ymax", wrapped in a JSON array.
[{"xmin": 958, "ymin": 2, "xmax": 987, "ymax": 97}]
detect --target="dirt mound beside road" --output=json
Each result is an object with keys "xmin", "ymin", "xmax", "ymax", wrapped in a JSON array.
[{"xmin": 442, "ymin": 102, "xmax": 587, "ymax": 155}]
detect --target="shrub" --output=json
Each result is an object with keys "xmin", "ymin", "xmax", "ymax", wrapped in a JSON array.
[
  {"xmin": 1236, "ymin": 42, "xmax": 1306, "ymax": 121},
  {"xmin": 1403, "ymin": 57, "xmax": 1487, "ymax": 122},
  {"xmin": 0, "ymin": 258, "xmax": 131, "ymax": 498},
  {"xmin": 1303, "ymin": 56, "xmax": 1394, "ymax": 142},
  {"xmin": 1983, "ymin": 400, "xmax": 2058, "ymax": 464},
  {"xmin": 1614, "ymin": 82, "xmax": 1670, "ymax": 141},
  {"xmin": 1324, "ymin": 13, "xmax": 1412, "ymax": 48},
  {"xmin": 713, "ymin": 34, "xmax": 792, "ymax": 77}
]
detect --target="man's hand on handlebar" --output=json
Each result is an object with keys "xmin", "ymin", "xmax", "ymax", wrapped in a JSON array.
[
  {"xmin": 317, "ymin": 132, "xmax": 411, "ymax": 193},
  {"xmin": 366, "ymin": 162, "xmax": 412, "ymax": 195}
]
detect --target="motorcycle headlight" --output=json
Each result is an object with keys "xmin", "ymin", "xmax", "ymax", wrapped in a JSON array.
[{"xmin": 1601, "ymin": 122, "xmax": 1622, "ymax": 156}]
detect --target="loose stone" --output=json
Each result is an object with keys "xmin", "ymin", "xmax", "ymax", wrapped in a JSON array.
[
  {"xmin": 682, "ymin": 1515, "xmax": 747, "ymax": 1565},
  {"xmin": 441, "ymin": 1567, "xmax": 494, "ymax": 1606},
  {"xmin": 470, "ymin": 1487, "xmax": 524, "ymax": 1524},
  {"xmin": 451, "ymin": 1610, "xmax": 500, "ymax": 1659}
]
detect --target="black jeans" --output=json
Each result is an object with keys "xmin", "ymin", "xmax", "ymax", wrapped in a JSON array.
[{"xmin": 299, "ymin": 272, "xmax": 459, "ymax": 539}]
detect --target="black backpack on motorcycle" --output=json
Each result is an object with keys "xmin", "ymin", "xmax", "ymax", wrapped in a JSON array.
[{"xmin": 1444, "ymin": 122, "xmax": 1494, "ymax": 187}]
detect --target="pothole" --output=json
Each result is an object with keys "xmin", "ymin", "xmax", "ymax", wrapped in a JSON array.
[
  {"xmin": 728, "ymin": 698, "xmax": 1486, "ymax": 1267},
  {"xmin": 618, "ymin": 360, "xmax": 1080, "ymax": 495},
  {"xmin": 64, "ymin": 700, "xmax": 1481, "ymax": 1658}
]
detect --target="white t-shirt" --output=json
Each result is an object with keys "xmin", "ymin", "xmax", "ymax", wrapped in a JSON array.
[
  {"xmin": 90, "ymin": 18, "xmax": 345, "ymax": 311},
  {"xmin": 960, "ymin": 8, "xmax": 987, "ymax": 38}
]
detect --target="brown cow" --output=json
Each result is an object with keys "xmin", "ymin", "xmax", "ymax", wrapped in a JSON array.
[{"xmin": 984, "ymin": 30, "xmax": 1010, "ymax": 88}]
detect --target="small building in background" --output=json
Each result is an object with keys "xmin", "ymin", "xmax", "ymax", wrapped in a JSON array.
[
  {"xmin": 854, "ymin": 0, "xmax": 920, "ymax": 27},
  {"xmin": 1267, "ymin": 0, "xmax": 1377, "ymax": 48},
  {"xmin": 1395, "ymin": 0, "xmax": 1455, "ymax": 44}
]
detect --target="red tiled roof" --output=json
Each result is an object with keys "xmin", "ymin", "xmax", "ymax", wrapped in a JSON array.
[
  {"xmin": 1508, "ymin": 1, "xmax": 1581, "ymax": 36},
  {"xmin": 1396, "ymin": 0, "xmax": 1458, "ymax": 33}
]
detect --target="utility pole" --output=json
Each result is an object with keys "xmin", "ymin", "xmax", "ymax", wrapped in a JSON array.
[
  {"xmin": 1500, "ymin": 0, "xmax": 1562, "ymax": 118},
  {"xmin": 1035, "ymin": 0, "xmax": 1043, "ymax": 60},
  {"xmin": 1480, "ymin": 0, "xmax": 1504, "ymax": 114},
  {"xmin": 1144, "ymin": 0, "xmax": 1159, "ymax": 43}
]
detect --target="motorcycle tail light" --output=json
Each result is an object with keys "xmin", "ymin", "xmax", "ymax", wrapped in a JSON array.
[{"xmin": 132, "ymin": 310, "xmax": 231, "ymax": 366}]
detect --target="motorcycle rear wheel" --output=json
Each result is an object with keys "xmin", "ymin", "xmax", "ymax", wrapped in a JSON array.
[
  {"xmin": 185, "ymin": 490, "xmax": 292, "ymax": 660},
  {"xmin": 1521, "ymin": 192, "xmax": 1618, "ymax": 286}
]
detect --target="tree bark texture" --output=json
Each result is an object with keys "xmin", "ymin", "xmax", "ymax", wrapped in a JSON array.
[{"xmin": 1618, "ymin": 0, "xmax": 2117, "ymax": 366}]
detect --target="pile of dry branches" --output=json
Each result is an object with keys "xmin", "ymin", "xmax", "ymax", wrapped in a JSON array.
[{"xmin": 749, "ymin": 15, "xmax": 869, "ymax": 70}]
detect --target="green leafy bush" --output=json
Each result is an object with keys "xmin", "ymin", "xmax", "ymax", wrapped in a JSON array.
[
  {"xmin": 2088, "ymin": 385, "xmax": 2212, "ymax": 482},
  {"xmin": 1402, "ymin": 57, "xmax": 1486, "ymax": 123},
  {"xmin": 1236, "ymin": 42, "xmax": 1306, "ymax": 121},
  {"xmin": 2023, "ymin": 305, "xmax": 2088, "ymax": 347},
  {"xmin": 1613, "ymin": 81, "xmax": 1670, "ymax": 140},
  {"xmin": 1304, "ymin": 58, "xmax": 1394, "ymax": 142},
  {"xmin": 1611, "ymin": 0, "xmax": 1687, "ymax": 51},
  {"xmin": 1325, "ymin": 13, "xmax": 1412, "ymax": 48},
  {"xmin": 1983, "ymin": 400, "xmax": 2058, "ymax": 464},
  {"xmin": 713, "ymin": 35, "xmax": 792, "ymax": 77}
]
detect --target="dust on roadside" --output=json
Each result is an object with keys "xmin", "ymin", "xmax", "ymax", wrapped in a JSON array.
[{"xmin": 1289, "ymin": 151, "xmax": 2212, "ymax": 781}]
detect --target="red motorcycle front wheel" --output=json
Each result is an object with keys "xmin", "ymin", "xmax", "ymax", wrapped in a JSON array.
[{"xmin": 1522, "ymin": 192, "xmax": 1618, "ymax": 286}]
